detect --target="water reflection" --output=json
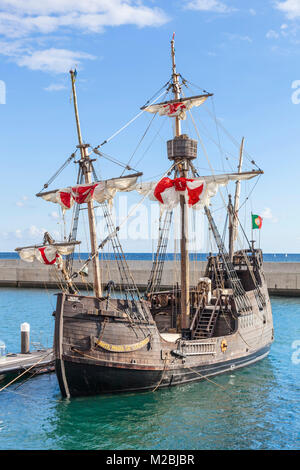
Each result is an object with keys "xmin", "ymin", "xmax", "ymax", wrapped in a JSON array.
[
  {"xmin": 0, "ymin": 292, "xmax": 299, "ymax": 450},
  {"xmin": 48, "ymin": 358, "xmax": 278, "ymax": 450}
]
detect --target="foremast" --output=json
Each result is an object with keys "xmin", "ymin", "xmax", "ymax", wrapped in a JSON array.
[
  {"xmin": 170, "ymin": 35, "xmax": 190, "ymax": 332},
  {"xmin": 70, "ymin": 70, "xmax": 102, "ymax": 298}
]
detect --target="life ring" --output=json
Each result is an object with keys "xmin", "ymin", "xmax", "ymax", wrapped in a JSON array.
[{"xmin": 221, "ymin": 339, "xmax": 227, "ymax": 353}]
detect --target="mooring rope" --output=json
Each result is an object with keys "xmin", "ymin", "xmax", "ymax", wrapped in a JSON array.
[
  {"xmin": 152, "ymin": 359, "xmax": 229, "ymax": 394},
  {"xmin": 0, "ymin": 350, "xmax": 53, "ymax": 393},
  {"xmin": 185, "ymin": 365, "xmax": 228, "ymax": 392},
  {"xmin": 152, "ymin": 356, "xmax": 170, "ymax": 393}
]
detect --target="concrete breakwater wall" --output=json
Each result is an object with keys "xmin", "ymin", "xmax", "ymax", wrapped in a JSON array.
[{"xmin": 0, "ymin": 259, "xmax": 300, "ymax": 296}]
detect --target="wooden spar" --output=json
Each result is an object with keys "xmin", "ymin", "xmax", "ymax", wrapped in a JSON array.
[
  {"xmin": 228, "ymin": 194, "xmax": 234, "ymax": 261},
  {"xmin": 180, "ymin": 189, "xmax": 189, "ymax": 330},
  {"xmin": 70, "ymin": 70, "xmax": 102, "ymax": 298},
  {"xmin": 170, "ymin": 35, "xmax": 190, "ymax": 331},
  {"xmin": 171, "ymin": 34, "xmax": 181, "ymax": 137},
  {"xmin": 229, "ymin": 137, "xmax": 244, "ymax": 260}
]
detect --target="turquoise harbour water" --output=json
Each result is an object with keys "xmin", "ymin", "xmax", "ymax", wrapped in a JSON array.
[{"xmin": 0, "ymin": 288, "xmax": 299, "ymax": 450}]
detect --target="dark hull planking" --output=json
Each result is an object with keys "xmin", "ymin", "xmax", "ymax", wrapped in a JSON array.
[
  {"xmin": 54, "ymin": 284, "xmax": 274, "ymax": 398},
  {"xmin": 57, "ymin": 344, "xmax": 271, "ymax": 397}
]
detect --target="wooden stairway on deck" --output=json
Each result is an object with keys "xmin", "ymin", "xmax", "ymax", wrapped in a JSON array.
[{"xmin": 193, "ymin": 297, "xmax": 220, "ymax": 339}]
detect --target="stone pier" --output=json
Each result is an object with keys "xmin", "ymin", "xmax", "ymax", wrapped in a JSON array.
[{"xmin": 0, "ymin": 259, "xmax": 300, "ymax": 296}]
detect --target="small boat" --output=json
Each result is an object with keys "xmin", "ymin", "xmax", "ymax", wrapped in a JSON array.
[{"xmin": 16, "ymin": 36, "xmax": 273, "ymax": 397}]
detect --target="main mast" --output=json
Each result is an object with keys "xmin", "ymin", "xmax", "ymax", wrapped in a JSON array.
[
  {"xmin": 70, "ymin": 70, "xmax": 102, "ymax": 298},
  {"xmin": 170, "ymin": 35, "xmax": 190, "ymax": 332}
]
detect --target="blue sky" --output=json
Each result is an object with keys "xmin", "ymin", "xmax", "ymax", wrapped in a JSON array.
[{"xmin": 1, "ymin": 0, "xmax": 300, "ymax": 253}]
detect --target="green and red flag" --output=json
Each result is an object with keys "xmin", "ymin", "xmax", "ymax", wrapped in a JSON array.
[{"xmin": 252, "ymin": 214, "xmax": 263, "ymax": 229}]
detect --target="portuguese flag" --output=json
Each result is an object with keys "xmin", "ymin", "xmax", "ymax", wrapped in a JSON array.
[{"xmin": 252, "ymin": 214, "xmax": 263, "ymax": 229}]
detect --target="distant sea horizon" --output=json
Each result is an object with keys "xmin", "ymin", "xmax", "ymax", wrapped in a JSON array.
[{"xmin": 2, "ymin": 252, "xmax": 300, "ymax": 262}]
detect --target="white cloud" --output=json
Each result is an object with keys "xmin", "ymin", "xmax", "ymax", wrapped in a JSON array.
[
  {"xmin": 44, "ymin": 83, "xmax": 67, "ymax": 91},
  {"xmin": 16, "ymin": 195, "xmax": 29, "ymax": 207},
  {"xmin": 15, "ymin": 48, "xmax": 96, "ymax": 73},
  {"xmin": 261, "ymin": 208, "xmax": 273, "ymax": 219},
  {"xmin": 226, "ymin": 33, "xmax": 252, "ymax": 42},
  {"xmin": 276, "ymin": 0, "xmax": 300, "ymax": 19},
  {"xmin": 1, "ymin": 225, "xmax": 62, "ymax": 249},
  {"xmin": 266, "ymin": 30, "xmax": 280, "ymax": 39},
  {"xmin": 0, "ymin": 1, "xmax": 169, "ymax": 75},
  {"xmin": 15, "ymin": 229, "xmax": 22, "ymax": 239},
  {"xmin": 4, "ymin": 226, "xmax": 45, "ymax": 239},
  {"xmin": 0, "ymin": 40, "xmax": 95, "ymax": 74},
  {"xmin": 185, "ymin": 0, "xmax": 235, "ymax": 13},
  {"xmin": 0, "ymin": 39, "xmax": 26, "ymax": 57},
  {"xmin": 0, "ymin": 0, "xmax": 163, "ymax": 17},
  {"xmin": 265, "ymin": 22, "xmax": 299, "ymax": 43},
  {"xmin": 261, "ymin": 207, "xmax": 278, "ymax": 223},
  {"xmin": 249, "ymin": 9, "xmax": 256, "ymax": 16},
  {"xmin": 49, "ymin": 211, "xmax": 60, "ymax": 219},
  {"xmin": 29, "ymin": 225, "xmax": 48, "ymax": 237},
  {"xmin": 0, "ymin": 1, "xmax": 169, "ymax": 38}
]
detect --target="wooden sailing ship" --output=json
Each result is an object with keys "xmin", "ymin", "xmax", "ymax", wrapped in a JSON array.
[{"xmin": 16, "ymin": 37, "xmax": 274, "ymax": 397}]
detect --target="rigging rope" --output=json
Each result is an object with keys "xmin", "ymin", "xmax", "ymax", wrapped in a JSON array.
[
  {"xmin": 211, "ymin": 95, "xmax": 226, "ymax": 173},
  {"xmin": 92, "ymin": 147, "xmax": 138, "ymax": 172},
  {"xmin": 181, "ymin": 76, "xmax": 262, "ymax": 171},
  {"xmin": 39, "ymin": 150, "xmax": 77, "ymax": 193},
  {"xmin": 72, "ymin": 161, "xmax": 178, "ymax": 278},
  {"xmin": 120, "ymin": 112, "xmax": 158, "ymax": 177},
  {"xmin": 0, "ymin": 350, "xmax": 53, "ymax": 393},
  {"xmin": 96, "ymin": 88, "xmax": 169, "ymax": 148},
  {"xmin": 146, "ymin": 210, "xmax": 173, "ymax": 296},
  {"xmin": 188, "ymin": 107, "xmax": 261, "ymax": 249},
  {"xmin": 133, "ymin": 117, "xmax": 167, "ymax": 170}
]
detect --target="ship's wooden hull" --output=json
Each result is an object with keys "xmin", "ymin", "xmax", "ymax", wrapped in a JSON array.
[
  {"xmin": 53, "ymin": 284, "xmax": 274, "ymax": 398},
  {"xmin": 56, "ymin": 344, "xmax": 271, "ymax": 397}
]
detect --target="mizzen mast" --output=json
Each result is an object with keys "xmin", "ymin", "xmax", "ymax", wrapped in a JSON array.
[
  {"xmin": 229, "ymin": 137, "xmax": 244, "ymax": 260},
  {"xmin": 70, "ymin": 70, "xmax": 102, "ymax": 298}
]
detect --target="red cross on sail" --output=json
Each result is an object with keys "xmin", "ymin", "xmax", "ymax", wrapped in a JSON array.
[
  {"xmin": 38, "ymin": 246, "xmax": 60, "ymax": 265},
  {"xmin": 163, "ymin": 102, "xmax": 187, "ymax": 117},
  {"xmin": 153, "ymin": 177, "xmax": 205, "ymax": 209},
  {"xmin": 135, "ymin": 171, "xmax": 263, "ymax": 210},
  {"xmin": 143, "ymin": 94, "xmax": 211, "ymax": 120},
  {"xmin": 58, "ymin": 189, "xmax": 73, "ymax": 210},
  {"xmin": 16, "ymin": 244, "xmax": 76, "ymax": 266},
  {"xmin": 71, "ymin": 183, "xmax": 98, "ymax": 204},
  {"xmin": 38, "ymin": 174, "xmax": 141, "ymax": 212}
]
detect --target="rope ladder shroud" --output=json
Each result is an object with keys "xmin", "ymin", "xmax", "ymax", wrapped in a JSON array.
[
  {"xmin": 204, "ymin": 206, "xmax": 252, "ymax": 315},
  {"xmin": 146, "ymin": 209, "xmax": 173, "ymax": 296}
]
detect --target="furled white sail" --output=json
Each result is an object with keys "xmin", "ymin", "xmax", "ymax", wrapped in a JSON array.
[
  {"xmin": 143, "ymin": 94, "xmax": 212, "ymax": 120},
  {"xmin": 37, "ymin": 174, "xmax": 141, "ymax": 211},
  {"xmin": 16, "ymin": 244, "xmax": 75, "ymax": 266},
  {"xmin": 134, "ymin": 171, "xmax": 262, "ymax": 210}
]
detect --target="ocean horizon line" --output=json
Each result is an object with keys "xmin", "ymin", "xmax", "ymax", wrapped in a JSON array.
[{"xmin": 1, "ymin": 251, "xmax": 300, "ymax": 262}]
